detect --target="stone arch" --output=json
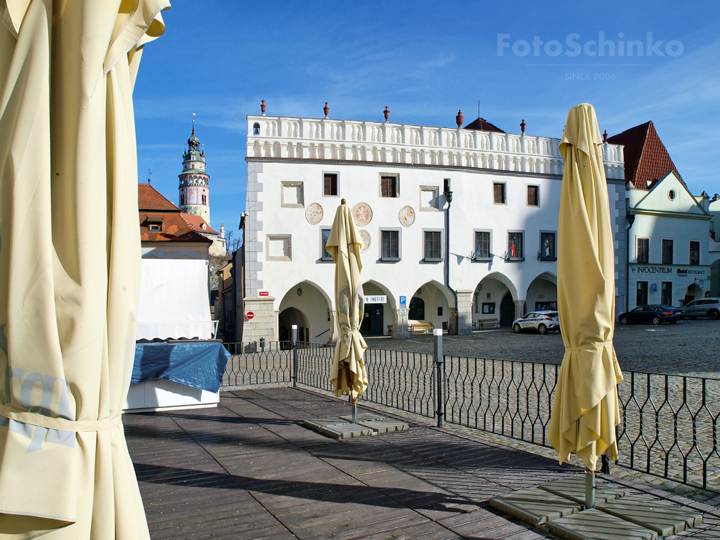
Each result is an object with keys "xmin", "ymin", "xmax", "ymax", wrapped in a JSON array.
[
  {"xmin": 525, "ymin": 272, "xmax": 558, "ymax": 312},
  {"xmin": 278, "ymin": 280, "xmax": 333, "ymax": 344},
  {"xmin": 472, "ymin": 272, "xmax": 519, "ymax": 327}
]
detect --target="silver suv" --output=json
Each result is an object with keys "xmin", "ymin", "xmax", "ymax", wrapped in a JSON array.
[{"xmin": 683, "ymin": 298, "xmax": 720, "ymax": 320}]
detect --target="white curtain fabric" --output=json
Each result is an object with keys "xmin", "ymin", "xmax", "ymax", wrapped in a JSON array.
[{"xmin": 0, "ymin": 1, "xmax": 169, "ymax": 537}]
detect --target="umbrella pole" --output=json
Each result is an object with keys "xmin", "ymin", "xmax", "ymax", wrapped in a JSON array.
[
  {"xmin": 585, "ymin": 468, "xmax": 595, "ymax": 509},
  {"xmin": 345, "ymin": 364, "xmax": 357, "ymax": 424}
]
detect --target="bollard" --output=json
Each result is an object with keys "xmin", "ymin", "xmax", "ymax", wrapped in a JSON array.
[
  {"xmin": 291, "ymin": 325, "xmax": 298, "ymax": 387},
  {"xmin": 260, "ymin": 337, "xmax": 265, "ymax": 352},
  {"xmin": 433, "ymin": 328, "xmax": 444, "ymax": 428}
]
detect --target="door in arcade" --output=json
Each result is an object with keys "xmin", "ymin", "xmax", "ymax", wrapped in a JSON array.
[{"xmin": 361, "ymin": 303, "xmax": 384, "ymax": 336}]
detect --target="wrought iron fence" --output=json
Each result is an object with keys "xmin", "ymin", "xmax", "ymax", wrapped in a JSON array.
[{"xmin": 220, "ymin": 339, "xmax": 720, "ymax": 493}]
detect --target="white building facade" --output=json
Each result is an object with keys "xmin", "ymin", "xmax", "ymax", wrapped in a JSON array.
[
  {"xmin": 241, "ymin": 113, "xmax": 626, "ymax": 344},
  {"xmin": 625, "ymin": 172, "xmax": 714, "ymax": 309}
]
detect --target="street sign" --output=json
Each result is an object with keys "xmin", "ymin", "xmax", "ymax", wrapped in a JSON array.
[
  {"xmin": 399, "ymin": 296, "xmax": 407, "ymax": 307},
  {"xmin": 364, "ymin": 295, "xmax": 387, "ymax": 304},
  {"xmin": 246, "ymin": 312, "xmax": 254, "ymax": 320},
  {"xmin": 399, "ymin": 308, "xmax": 408, "ymax": 317},
  {"xmin": 259, "ymin": 291, "xmax": 269, "ymax": 296}
]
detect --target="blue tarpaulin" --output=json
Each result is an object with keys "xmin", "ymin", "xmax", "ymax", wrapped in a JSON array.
[{"xmin": 132, "ymin": 342, "xmax": 231, "ymax": 393}]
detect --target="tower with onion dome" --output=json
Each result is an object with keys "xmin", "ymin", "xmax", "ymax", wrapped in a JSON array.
[{"xmin": 178, "ymin": 118, "xmax": 211, "ymax": 224}]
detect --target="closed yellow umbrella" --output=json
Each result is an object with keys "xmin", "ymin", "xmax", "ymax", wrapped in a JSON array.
[
  {"xmin": 548, "ymin": 104, "xmax": 624, "ymax": 501},
  {"xmin": 0, "ymin": 1, "xmax": 169, "ymax": 538},
  {"xmin": 326, "ymin": 200, "xmax": 368, "ymax": 414}
]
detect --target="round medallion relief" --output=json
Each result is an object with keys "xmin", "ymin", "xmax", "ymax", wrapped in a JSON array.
[
  {"xmin": 305, "ymin": 203, "xmax": 324, "ymax": 224},
  {"xmin": 358, "ymin": 229, "xmax": 371, "ymax": 252},
  {"xmin": 352, "ymin": 202, "xmax": 373, "ymax": 227},
  {"xmin": 398, "ymin": 206, "xmax": 416, "ymax": 227}
]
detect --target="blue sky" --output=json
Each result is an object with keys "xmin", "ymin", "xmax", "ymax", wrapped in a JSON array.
[{"xmin": 133, "ymin": 1, "xmax": 720, "ymax": 238}]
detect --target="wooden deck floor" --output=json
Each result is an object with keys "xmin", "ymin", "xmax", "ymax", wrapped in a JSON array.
[{"xmin": 124, "ymin": 387, "xmax": 720, "ymax": 540}]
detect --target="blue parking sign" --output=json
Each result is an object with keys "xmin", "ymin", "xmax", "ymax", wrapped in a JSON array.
[{"xmin": 399, "ymin": 296, "xmax": 407, "ymax": 307}]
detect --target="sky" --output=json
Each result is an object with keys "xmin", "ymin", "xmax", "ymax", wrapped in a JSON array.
[{"xmin": 133, "ymin": 1, "xmax": 720, "ymax": 240}]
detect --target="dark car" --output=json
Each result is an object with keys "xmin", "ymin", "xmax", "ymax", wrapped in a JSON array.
[{"xmin": 618, "ymin": 305, "xmax": 684, "ymax": 325}]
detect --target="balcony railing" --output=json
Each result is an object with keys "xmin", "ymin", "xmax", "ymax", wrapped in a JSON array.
[{"xmin": 221, "ymin": 339, "xmax": 719, "ymax": 493}]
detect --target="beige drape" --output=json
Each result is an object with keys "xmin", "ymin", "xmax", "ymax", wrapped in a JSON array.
[
  {"xmin": 326, "ymin": 203, "xmax": 368, "ymax": 399},
  {"xmin": 0, "ymin": 1, "xmax": 169, "ymax": 538},
  {"xmin": 548, "ymin": 103, "xmax": 624, "ymax": 471}
]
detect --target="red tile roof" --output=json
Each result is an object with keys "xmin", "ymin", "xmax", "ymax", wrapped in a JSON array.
[
  {"xmin": 607, "ymin": 121, "xmax": 681, "ymax": 189},
  {"xmin": 139, "ymin": 213, "xmax": 212, "ymax": 243},
  {"xmin": 462, "ymin": 117, "xmax": 505, "ymax": 133},
  {"xmin": 138, "ymin": 183, "xmax": 180, "ymax": 212},
  {"xmin": 181, "ymin": 212, "xmax": 219, "ymax": 235}
]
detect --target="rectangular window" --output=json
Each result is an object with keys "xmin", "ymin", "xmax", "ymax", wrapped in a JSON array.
[
  {"xmin": 493, "ymin": 183, "xmax": 506, "ymax": 204},
  {"xmin": 381, "ymin": 176, "xmax": 398, "ymax": 198},
  {"xmin": 637, "ymin": 238, "xmax": 649, "ymax": 264},
  {"xmin": 381, "ymin": 230, "xmax": 399, "ymax": 260},
  {"xmin": 424, "ymin": 231, "xmax": 442, "ymax": 261},
  {"xmin": 527, "ymin": 185, "xmax": 539, "ymax": 206},
  {"xmin": 321, "ymin": 228, "xmax": 332, "ymax": 261},
  {"xmin": 474, "ymin": 231, "xmax": 490, "ymax": 260},
  {"xmin": 437, "ymin": 306, "xmax": 443, "ymax": 316},
  {"xmin": 323, "ymin": 173, "xmax": 338, "ymax": 196},
  {"xmin": 690, "ymin": 241, "xmax": 700, "ymax": 265},
  {"xmin": 661, "ymin": 239, "xmax": 673, "ymax": 265},
  {"xmin": 661, "ymin": 282, "xmax": 672, "ymax": 305},
  {"xmin": 540, "ymin": 232, "xmax": 556, "ymax": 261},
  {"xmin": 508, "ymin": 231, "xmax": 524, "ymax": 260},
  {"xmin": 636, "ymin": 281, "xmax": 648, "ymax": 306},
  {"xmin": 482, "ymin": 303, "xmax": 496, "ymax": 314}
]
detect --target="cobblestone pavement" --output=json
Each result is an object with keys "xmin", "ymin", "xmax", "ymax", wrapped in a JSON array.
[{"xmin": 365, "ymin": 319, "xmax": 720, "ymax": 378}]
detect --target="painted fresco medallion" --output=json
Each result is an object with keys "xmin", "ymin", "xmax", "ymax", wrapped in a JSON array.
[
  {"xmin": 305, "ymin": 202, "xmax": 324, "ymax": 224},
  {"xmin": 358, "ymin": 229, "xmax": 371, "ymax": 252},
  {"xmin": 352, "ymin": 202, "xmax": 373, "ymax": 226},
  {"xmin": 398, "ymin": 206, "xmax": 416, "ymax": 227}
]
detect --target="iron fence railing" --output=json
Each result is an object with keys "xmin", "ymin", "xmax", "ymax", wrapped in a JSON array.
[{"xmin": 220, "ymin": 338, "xmax": 720, "ymax": 493}]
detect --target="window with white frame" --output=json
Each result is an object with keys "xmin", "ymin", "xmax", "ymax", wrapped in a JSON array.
[
  {"xmin": 381, "ymin": 229, "xmax": 400, "ymax": 261},
  {"xmin": 539, "ymin": 231, "xmax": 556, "ymax": 261},
  {"xmin": 323, "ymin": 173, "xmax": 338, "ymax": 196},
  {"xmin": 493, "ymin": 183, "xmax": 506, "ymax": 204},
  {"xmin": 527, "ymin": 185, "xmax": 539, "ymax": 206},
  {"xmin": 689, "ymin": 241, "xmax": 700, "ymax": 265},
  {"xmin": 474, "ymin": 231, "xmax": 491, "ymax": 260},
  {"xmin": 321, "ymin": 228, "xmax": 332, "ymax": 261},
  {"xmin": 507, "ymin": 231, "xmax": 524, "ymax": 260},
  {"xmin": 423, "ymin": 230, "xmax": 442, "ymax": 261},
  {"xmin": 380, "ymin": 175, "xmax": 399, "ymax": 198},
  {"xmin": 636, "ymin": 237, "xmax": 649, "ymax": 264}
]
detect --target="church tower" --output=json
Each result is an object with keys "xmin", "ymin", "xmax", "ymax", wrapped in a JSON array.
[{"xmin": 178, "ymin": 119, "xmax": 211, "ymax": 224}]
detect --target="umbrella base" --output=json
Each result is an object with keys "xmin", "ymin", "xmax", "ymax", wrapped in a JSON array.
[
  {"xmin": 490, "ymin": 476, "xmax": 703, "ymax": 540},
  {"xmin": 302, "ymin": 414, "xmax": 408, "ymax": 439}
]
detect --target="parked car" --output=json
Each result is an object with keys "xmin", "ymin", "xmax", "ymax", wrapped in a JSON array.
[
  {"xmin": 618, "ymin": 305, "xmax": 684, "ymax": 325},
  {"xmin": 683, "ymin": 298, "xmax": 720, "ymax": 320},
  {"xmin": 512, "ymin": 311, "xmax": 559, "ymax": 334}
]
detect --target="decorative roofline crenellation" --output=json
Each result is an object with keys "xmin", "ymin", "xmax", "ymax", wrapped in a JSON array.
[{"xmin": 246, "ymin": 115, "xmax": 625, "ymax": 180}]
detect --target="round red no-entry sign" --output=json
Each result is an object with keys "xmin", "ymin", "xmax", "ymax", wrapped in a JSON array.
[{"xmin": 246, "ymin": 312, "xmax": 254, "ymax": 320}]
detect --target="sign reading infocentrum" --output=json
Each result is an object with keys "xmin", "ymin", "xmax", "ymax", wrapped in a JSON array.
[
  {"xmin": 497, "ymin": 33, "xmax": 683, "ymax": 58},
  {"xmin": 631, "ymin": 266, "xmax": 706, "ymax": 276}
]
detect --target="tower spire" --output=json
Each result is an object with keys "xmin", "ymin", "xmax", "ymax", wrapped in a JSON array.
[{"xmin": 178, "ymin": 118, "xmax": 211, "ymax": 225}]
